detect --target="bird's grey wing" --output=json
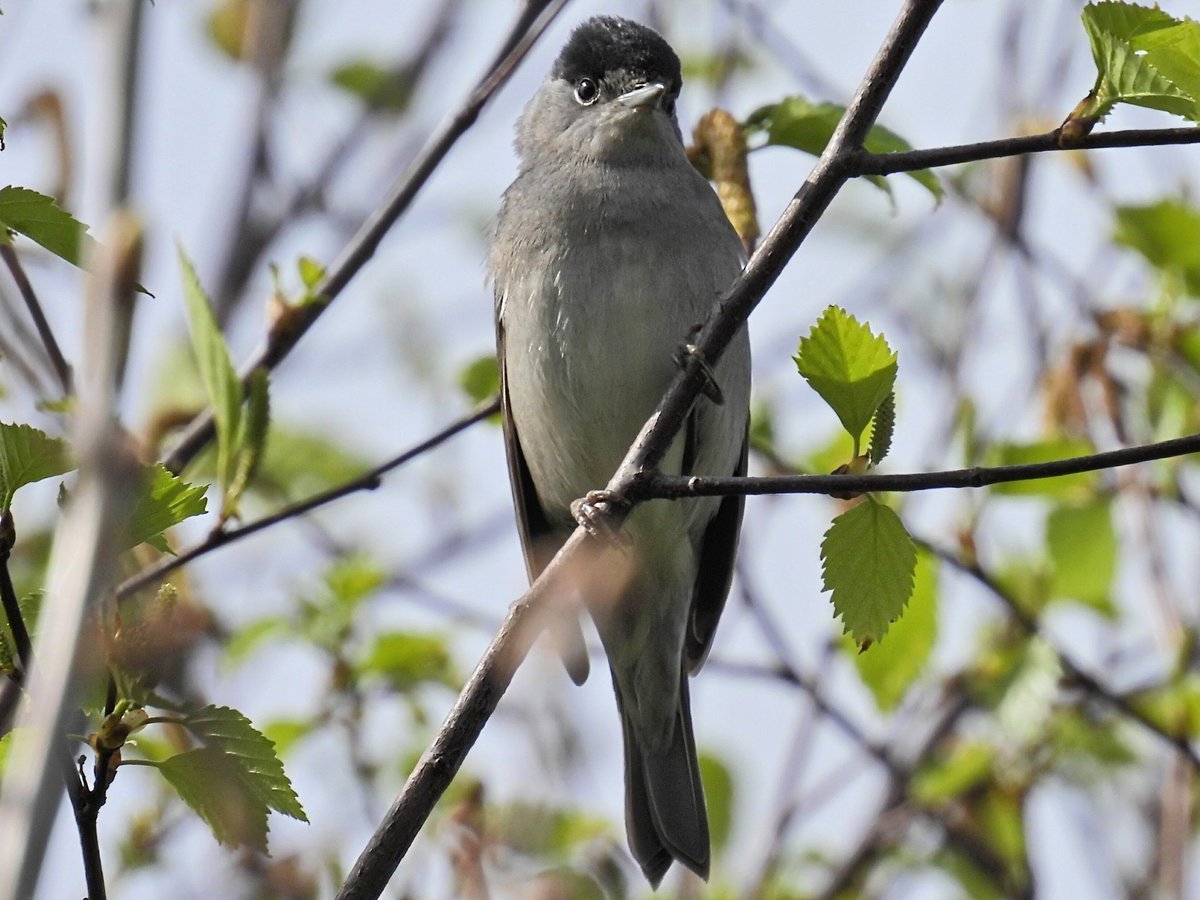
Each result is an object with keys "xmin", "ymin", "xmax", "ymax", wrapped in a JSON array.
[
  {"xmin": 497, "ymin": 319, "xmax": 590, "ymax": 685},
  {"xmin": 684, "ymin": 423, "xmax": 748, "ymax": 674}
]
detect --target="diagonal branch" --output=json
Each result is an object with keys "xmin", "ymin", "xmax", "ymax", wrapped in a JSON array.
[
  {"xmin": 161, "ymin": 0, "xmax": 570, "ymax": 475},
  {"xmin": 0, "ymin": 245, "xmax": 74, "ymax": 396}
]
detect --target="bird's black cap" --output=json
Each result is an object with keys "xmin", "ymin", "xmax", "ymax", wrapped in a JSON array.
[{"xmin": 552, "ymin": 16, "xmax": 681, "ymax": 90}]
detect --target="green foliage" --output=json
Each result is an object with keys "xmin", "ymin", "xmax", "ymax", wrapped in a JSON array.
[
  {"xmin": 850, "ymin": 550, "xmax": 938, "ymax": 710},
  {"xmin": 159, "ymin": 747, "xmax": 271, "ymax": 851},
  {"xmin": 698, "ymin": 751, "xmax": 735, "ymax": 853},
  {"xmin": 124, "ymin": 463, "xmax": 208, "ymax": 552},
  {"xmin": 867, "ymin": 390, "xmax": 895, "ymax": 466},
  {"xmin": 988, "ymin": 439, "xmax": 1097, "ymax": 496},
  {"xmin": 0, "ymin": 421, "xmax": 72, "ymax": 510},
  {"xmin": 487, "ymin": 801, "xmax": 611, "ymax": 858},
  {"xmin": 256, "ymin": 427, "xmax": 370, "ymax": 500},
  {"xmin": 223, "ymin": 366, "xmax": 270, "ymax": 519},
  {"xmin": 821, "ymin": 498, "xmax": 917, "ymax": 648},
  {"xmin": 457, "ymin": 354, "xmax": 501, "ymax": 408},
  {"xmin": 330, "ymin": 60, "xmax": 414, "ymax": 112},
  {"xmin": 912, "ymin": 741, "xmax": 995, "ymax": 804},
  {"xmin": 1046, "ymin": 498, "xmax": 1117, "ymax": 615},
  {"xmin": 178, "ymin": 245, "xmax": 244, "ymax": 500},
  {"xmin": 1128, "ymin": 674, "xmax": 1200, "ymax": 737},
  {"xmin": 0, "ymin": 185, "xmax": 96, "ymax": 268},
  {"xmin": 795, "ymin": 306, "xmax": 898, "ymax": 458},
  {"xmin": 744, "ymin": 96, "xmax": 941, "ymax": 199},
  {"xmin": 1114, "ymin": 199, "xmax": 1200, "ymax": 296},
  {"xmin": 1079, "ymin": 2, "xmax": 1200, "ymax": 123},
  {"xmin": 354, "ymin": 631, "xmax": 457, "ymax": 691},
  {"xmin": 297, "ymin": 254, "xmax": 325, "ymax": 291}
]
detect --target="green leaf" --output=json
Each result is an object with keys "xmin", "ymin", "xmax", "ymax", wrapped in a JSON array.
[
  {"xmin": 457, "ymin": 354, "xmax": 501, "ymax": 407},
  {"xmin": 821, "ymin": 498, "xmax": 917, "ymax": 647},
  {"xmin": 795, "ymin": 307, "xmax": 898, "ymax": 453},
  {"xmin": 912, "ymin": 741, "xmax": 995, "ymax": 803},
  {"xmin": 159, "ymin": 747, "xmax": 270, "ymax": 852},
  {"xmin": 1080, "ymin": 2, "xmax": 1200, "ymax": 122},
  {"xmin": 297, "ymin": 255, "xmax": 324, "ymax": 290},
  {"xmin": 744, "ymin": 96, "xmax": 941, "ymax": 199},
  {"xmin": 0, "ymin": 185, "xmax": 96, "ymax": 268},
  {"xmin": 1114, "ymin": 200, "xmax": 1200, "ymax": 296},
  {"xmin": 330, "ymin": 60, "xmax": 413, "ymax": 112},
  {"xmin": 224, "ymin": 366, "xmax": 270, "ymax": 520},
  {"xmin": 698, "ymin": 752, "xmax": 735, "ymax": 853},
  {"xmin": 868, "ymin": 390, "xmax": 895, "ymax": 467},
  {"xmin": 1128, "ymin": 674, "xmax": 1200, "ymax": 738},
  {"xmin": 988, "ymin": 439, "xmax": 1097, "ymax": 497},
  {"xmin": 297, "ymin": 555, "xmax": 385, "ymax": 650},
  {"xmin": 261, "ymin": 719, "xmax": 313, "ymax": 758},
  {"xmin": 487, "ymin": 802, "xmax": 611, "ymax": 858},
  {"xmin": 177, "ymin": 244, "xmax": 243, "ymax": 494},
  {"xmin": 257, "ymin": 428, "xmax": 370, "ymax": 500},
  {"xmin": 124, "ymin": 464, "xmax": 208, "ymax": 552},
  {"xmin": 0, "ymin": 422, "xmax": 72, "ymax": 510},
  {"xmin": 182, "ymin": 704, "xmax": 307, "ymax": 822},
  {"xmin": 1046, "ymin": 498, "xmax": 1117, "ymax": 615},
  {"xmin": 355, "ymin": 631, "xmax": 457, "ymax": 691},
  {"xmin": 850, "ymin": 549, "xmax": 938, "ymax": 710},
  {"xmin": 223, "ymin": 616, "xmax": 292, "ymax": 667}
]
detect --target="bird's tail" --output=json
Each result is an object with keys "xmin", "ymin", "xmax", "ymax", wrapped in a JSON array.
[{"xmin": 613, "ymin": 668, "xmax": 710, "ymax": 887}]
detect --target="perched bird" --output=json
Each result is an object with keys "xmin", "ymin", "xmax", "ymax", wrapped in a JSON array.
[{"xmin": 489, "ymin": 15, "xmax": 750, "ymax": 886}]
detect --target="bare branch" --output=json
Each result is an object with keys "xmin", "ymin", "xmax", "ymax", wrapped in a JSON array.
[
  {"xmin": 0, "ymin": 245, "xmax": 73, "ymax": 396},
  {"xmin": 116, "ymin": 398, "xmax": 499, "ymax": 600},
  {"xmin": 161, "ymin": 0, "xmax": 570, "ymax": 475},
  {"xmin": 852, "ymin": 126, "xmax": 1200, "ymax": 176},
  {"xmin": 639, "ymin": 431, "xmax": 1200, "ymax": 500}
]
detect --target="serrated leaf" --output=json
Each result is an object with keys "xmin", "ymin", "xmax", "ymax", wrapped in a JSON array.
[
  {"xmin": 1114, "ymin": 200, "xmax": 1200, "ymax": 297},
  {"xmin": 177, "ymin": 244, "xmax": 242, "ymax": 494},
  {"xmin": 183, "ymin": 704, "xmax": 307, "ymax": 822},
  {"xmin": 698, "ymin": 752, "xmax": 735, "ymax": 853},
  {"xmin": 124, "ymin": 464, "xmax": 208, "ymax": 552},
  {"xmin": 330, "ymin": 60, "xmax": 413, "ymax": 112},
  {"xmin": 0, "ymin": 422, "xmax": 72, "ymax": 509},
  {"xmin": 850, "ymin": 549, "xmax": 938, "ymax": 710},
  {"xmin": 1080, "ymin": 2, "xmax": 1200, "ymax": 122},
  {"xmin": 224, "ymin": 366, "xmax": 270, "ymax": 520},
  {"xmin": 744, "ymin": 96, "xmax": 941, "ymax": 199},
  {"xmin": 868, "ymin": 390, "xmax": 895, "ymax": 466},
  {"xmin": 821, "ymin": 498, "xmax": 917, "ymax": 647},
  {"xmin": 795, "ymin": 307, "xmax": 898, "ymax": 451},
  {"xmin": 159, "ymin": 747, "xmax": 269, "ymax": 851},
  {"xmin": 1047, "ymin": 498, "xmax": 1117, "ymax": 615},
  {"xmin": 0, "ymin": 185, "xmax": 97, "ymax": 268},
  {"xmin": 355, "ymin": 631, "xmax": 457, "ymax": 691},
  {"xmin": 988, "ymin": 439, "xmax": 1097, "ymax": 497}
]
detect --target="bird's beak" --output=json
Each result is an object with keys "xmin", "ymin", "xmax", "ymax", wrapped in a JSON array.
[{"xmin": 617, "ymin": 82, "xmax": 666, "ymax": 110}]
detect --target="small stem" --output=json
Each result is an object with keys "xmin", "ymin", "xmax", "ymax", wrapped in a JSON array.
[{"xmin": 0, "ymin": 245, "xmax": 74, "ymax": 397}]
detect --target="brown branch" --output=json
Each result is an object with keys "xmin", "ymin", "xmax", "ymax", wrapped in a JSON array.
[
  {"xmin": 160, "ymin": 0, "xmax": 570, "ymax": 476},
  {"xmin": 116, "ymin": 398, "xmax": 499, "ymax": 600},
  {"xmin": 851, "ymin": 126, "xmax": 1200, "ymax": 176},
  {"xmin": 0, "ymin": 246, "xmax": 73, "ymax": 396},
  {"xmin": 639, "ymin": 431, "xmax": 1200, "ymax": 500}
]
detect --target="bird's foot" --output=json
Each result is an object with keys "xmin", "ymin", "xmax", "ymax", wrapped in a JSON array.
[
  {"xmin": 571, "ymin": 490, "xmax": 632, "ymax": 545},
  {"xmin": 674, "ymin": 338, "xmax": 724, "ymax": 405}
]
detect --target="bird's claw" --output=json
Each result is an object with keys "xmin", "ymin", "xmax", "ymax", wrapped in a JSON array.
[
  {"xmin": 674, "ymin": 341, "xmax": 724, "ymax": 405},
  {"xmin": 571, "ymin": 490, "xmax": 632, "ymax": 544}
]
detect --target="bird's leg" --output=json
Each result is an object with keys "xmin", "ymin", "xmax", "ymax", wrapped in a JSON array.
[
  {"xmin": 571, "ymin": 490, "xmax": 633, "ymax": 544},
  {"xmin": 674, "ymin": 324, "xmax": 723, "ymax": 405}
]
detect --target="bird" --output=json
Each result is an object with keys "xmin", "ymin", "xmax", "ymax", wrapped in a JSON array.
[{"xmin": 488, "ymin": 15, "xmax": 751, "ymax": 887}]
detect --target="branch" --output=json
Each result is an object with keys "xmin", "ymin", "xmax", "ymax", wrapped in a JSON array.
[
  {"xmin": 925, "ymin": 539, "xmax": 1200, "ymax": 772},
  {"xmin": 116, "ymin": 398, "xmax": 499, "ymax": 600},
  {"xmin": 161, "ymin": 0, "xmax": 570, "ymax": 475},
  {"xmin": 336, "ymin": 2, "xmax": 947, "ymax": 897},
  {"xmin": 638, "ymin": 431, "xmax": 1200, "ymax": 499},
  {"xmin": 851, "ymin": 125, "xmax": 1200, "ymax": 176},
  {"xmin": 0, "ymin": 245, "xmax": 73, "ymax": 396}
]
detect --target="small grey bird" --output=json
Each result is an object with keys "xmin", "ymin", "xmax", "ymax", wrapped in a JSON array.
[{"xmin": 489, "ymin": 15, "xmax": 750, "ymax": 886}]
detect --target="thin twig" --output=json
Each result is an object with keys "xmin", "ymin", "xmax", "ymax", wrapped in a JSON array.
[
  {"xmin": 851, "ymin": 126, "xmax": 1200, "ymax": 176},
  {"xmin": 161, "ymin": 0, "xmax": 570, "ymax": 475},
  {"xmin": 116, "ymin": 398, "xmax": 499, "ymax": 600},
  {"xmin": 639, "ymin": 431, "xmax": 1200, "ymax": 499},
  {"xmin": 0, "ymin": 245, "xmax": 73, "ymax": 395}
]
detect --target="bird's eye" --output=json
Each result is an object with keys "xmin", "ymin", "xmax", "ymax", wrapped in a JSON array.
[{"xmin": 574, "ymin": 77, "xmax": 599, "ymax": 106}]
